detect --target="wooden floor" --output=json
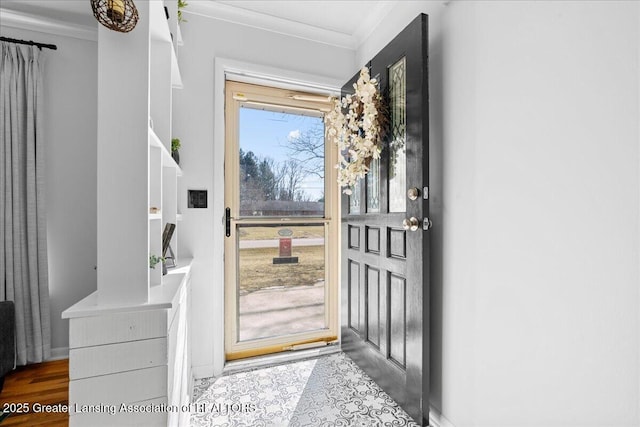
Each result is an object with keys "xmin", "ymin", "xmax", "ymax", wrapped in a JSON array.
[{"xmin": 0, "ymin": 359, "xmax": 69, "ymax": 426}]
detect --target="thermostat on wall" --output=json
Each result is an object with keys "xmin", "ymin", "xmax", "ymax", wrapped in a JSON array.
[{"xmin": 188, "ymin": 190, "xmax": 207, "ymax": 208}]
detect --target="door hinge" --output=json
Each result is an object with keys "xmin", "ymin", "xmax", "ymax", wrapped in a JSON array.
[{"xmin": 423, "ymin": 186, "xmax": 429, "ymax": 200}]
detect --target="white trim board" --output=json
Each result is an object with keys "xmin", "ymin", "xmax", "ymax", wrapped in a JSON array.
[
  {"xmin": 224, "ymin": 70, "xmax": 340, "ymax": 97},
  {"xmin": 192, "ymin": 364, "xmax": 215, "ymax": 381},
  {"xmin": 212, "ymin": 57, "xmax": 343, "ymax": 376},
  {"xmin": 48, "ymin": 347, "xmax": 69, "ymax": 361},
  {"xmin": 0, "ymin": 8, "xmax": 97, "ymax": 41},
  {"xmin": 429, "ymin": 406, "xmax": 457, "ymax": 427}
]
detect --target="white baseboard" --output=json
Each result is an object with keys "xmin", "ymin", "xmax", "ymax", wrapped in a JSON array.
[
  {"xmin": 192, "ymin": 364, "xmax": 215, "ymax": 380},
  {"xmin": 430, "ymin": 406, "xmax": 456, "ymax": 427},
  {"xmin": 48, "ymin": 347, "xmax": 69, "ymax": 361}
]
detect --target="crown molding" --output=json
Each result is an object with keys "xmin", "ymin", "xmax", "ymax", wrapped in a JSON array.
[
  {"xmin": 186, "ymin": 1, "xmax": 380, "ymax": 50},
  {"xmin": 0, "ymin": 8, "xmax": 97, "ymax": 41},
  {"xmin": 0, "ymin": 1, "xmax": 403, "ymax": 49}
]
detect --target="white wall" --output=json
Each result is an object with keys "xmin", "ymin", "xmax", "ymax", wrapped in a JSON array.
[
  {"xmin": 360, "ymin": 1, "xmax": 640, "ymax": 426},
  {"xmin": 172, "ymin": 12, "xmax": 355, "ymax": 377},
  {"xmin": 0, "ymin": 25, "xmax": 98, "ymax": 357}
]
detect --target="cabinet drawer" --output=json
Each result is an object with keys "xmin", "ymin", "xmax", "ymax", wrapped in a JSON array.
[
  {"xmin": 70, "ymin": 310, "xmax": 168, "ymax": 348},
  {"xmin": 70, "ymin": 338, "xmax": 168, "ymax": 380},
  {"xmin": 69, "ymin": 366, "xmax": 168, "ymax": 407}
]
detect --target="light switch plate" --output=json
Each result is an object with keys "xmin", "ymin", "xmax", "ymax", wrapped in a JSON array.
[{"xmin": 188, "ymin": 190, "xmax": 207, "ymax": 208}]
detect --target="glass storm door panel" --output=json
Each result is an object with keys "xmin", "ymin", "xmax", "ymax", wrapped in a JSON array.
[
  {"xmin": 237, "ymin": 224, "xmax": 326, "ymax": 342},
  {"xmin": 224, "ymin": 81, "xmax": 339, "ymax": 361},
  {"xmin": 238, "ymin": 107, "xmax": 325, "ymax": 218}
]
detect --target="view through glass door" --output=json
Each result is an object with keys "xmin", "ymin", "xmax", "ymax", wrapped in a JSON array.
[{"xmin": 224, "ymin": 81, "xmax": 339, "ymax": 360}]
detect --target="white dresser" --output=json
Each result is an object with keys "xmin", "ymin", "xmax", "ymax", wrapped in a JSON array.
[{"xmin": 62, "ymin": 261, "xmax": 192, "ymax": 426}]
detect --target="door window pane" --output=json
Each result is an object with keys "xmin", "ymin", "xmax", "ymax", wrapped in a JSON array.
[
  {"xmin": 349, "ymin": 179, "xmax": 361, "ymax": 214},
  {"xmin": 237, "ymin": 225, "xmax": 327, "ymax": 341},
  {"xmin": 367, "ymin": 157, "xmax": 380, "ymax": 213},
  {"xmin": 239, "ymin": 107, "xmax": 325, "ymax": 217},
  {"xmin": 388, "ymin": 57, "xmax": 407, "ymax": 213}
]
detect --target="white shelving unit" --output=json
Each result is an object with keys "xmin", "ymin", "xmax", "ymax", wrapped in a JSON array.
[{"xmin": 63, "ymin": 1, "xmax": 190, "ymax": 425}]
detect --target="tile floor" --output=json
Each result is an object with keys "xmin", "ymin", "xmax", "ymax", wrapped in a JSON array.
[{"xmin": 190, "ymin": 352, "xmax": 418, "ymax": 426}]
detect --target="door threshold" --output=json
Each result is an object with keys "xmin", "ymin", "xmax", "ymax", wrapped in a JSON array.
[{"xmin": 222, "ymin": 342, "xmax": 341, "ymax": 375}]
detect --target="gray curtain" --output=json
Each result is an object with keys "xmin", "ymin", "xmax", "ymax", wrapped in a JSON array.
[{"xmin": 0, "ymin": 41, "xmax": 50, "ymax": 365}]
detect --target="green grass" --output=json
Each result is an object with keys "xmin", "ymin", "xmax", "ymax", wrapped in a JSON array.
[{"xmin": 239, "ymin": 245, "xmax": 324, "ymax": 293}]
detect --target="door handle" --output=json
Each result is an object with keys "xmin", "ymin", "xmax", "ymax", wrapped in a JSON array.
[
  {"xmin": 225, "ymin": 207, "xmax": 231, "ymax": 237},
  {"xmin": 403, "ymin": 217, "xmax": 433, "ymax": 232},
  {"xmin": 402, "ymin": 217, "xmax": 420, "ymax": 232}
]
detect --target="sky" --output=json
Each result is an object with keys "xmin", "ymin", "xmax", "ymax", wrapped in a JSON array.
[{"xmin": 239, "ymin": 106, "xmax": 325, "ymax": 201}]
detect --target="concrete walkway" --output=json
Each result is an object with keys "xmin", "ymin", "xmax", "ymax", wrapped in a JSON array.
[
  {"xmin": 238, "ymin": 280, "xmax": 325, "ymax": 341},
  {"xmin": 239, "ymin": 238, "xmax": 325, "ymax": 249}
]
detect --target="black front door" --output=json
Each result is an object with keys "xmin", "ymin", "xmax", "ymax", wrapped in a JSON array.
[{"xmin": 341, "ymin": 14, "xmax": 430, "ymax": 425}]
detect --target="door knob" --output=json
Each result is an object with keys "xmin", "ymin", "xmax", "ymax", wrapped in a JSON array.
[{"xmin": 402, "ymin": 217, "xmax": 420, "ymax": 231}]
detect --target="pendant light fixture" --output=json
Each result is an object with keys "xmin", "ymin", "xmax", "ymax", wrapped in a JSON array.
[{"xmin": 91, "ymin": 0, "xmax": 139, "ymax": 33}]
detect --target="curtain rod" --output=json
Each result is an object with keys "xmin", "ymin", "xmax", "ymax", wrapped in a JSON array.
[{"xmin": 0, "ymin": 36, "xmax": 57, "ymax": 51}]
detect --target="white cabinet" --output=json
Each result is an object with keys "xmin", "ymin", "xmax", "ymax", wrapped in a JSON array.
[{"xmin": 63, "ymin": 264, "xmax": 192, "ymax": 426}]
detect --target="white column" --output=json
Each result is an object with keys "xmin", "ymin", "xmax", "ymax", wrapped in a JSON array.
[{"xmin": 97, "ymin": 1, "xmax": 151, "ymax": 304}]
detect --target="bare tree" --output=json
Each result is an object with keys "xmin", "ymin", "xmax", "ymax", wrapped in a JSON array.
[
  {"xmin": 285, "ymin": 124, "xmax": 325, "ymax": 179},
  {"xmin": 239, "ymin": 150, "xmax": 314, "ymax": 204},
  {"xmin": 276, "ymin": 159, "xmax": 306, "ymax": 201}
]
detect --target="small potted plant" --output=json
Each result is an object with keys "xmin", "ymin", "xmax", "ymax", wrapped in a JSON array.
[
  {"xmin": 149, "ymin": 254, "xmax": 164, "ymax": 269},
  {"xmin": 149, "ymin": 254, "xmax": 167, "ymax": 275},
  {"xmin": 178, "ymin": 0, "xmax": 188, "ymax": 23},
  {"xmin": 171, "ymin": 138, "xmax": 181, "ymax": 165}
]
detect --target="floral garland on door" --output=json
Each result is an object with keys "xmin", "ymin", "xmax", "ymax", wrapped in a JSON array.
[{"xmin": 325, "ymin": 67, "xmax": 386, "ymax": 195}]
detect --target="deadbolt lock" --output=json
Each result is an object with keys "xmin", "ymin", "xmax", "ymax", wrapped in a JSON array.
[{"xmin": 407, "ymin": 187, "xmax": 420, "ymax": 201}]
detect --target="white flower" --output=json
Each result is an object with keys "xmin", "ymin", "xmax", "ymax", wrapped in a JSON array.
[{"xmin": 325, "ymin": 66, "xmax": 383, "ymax": 194}]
